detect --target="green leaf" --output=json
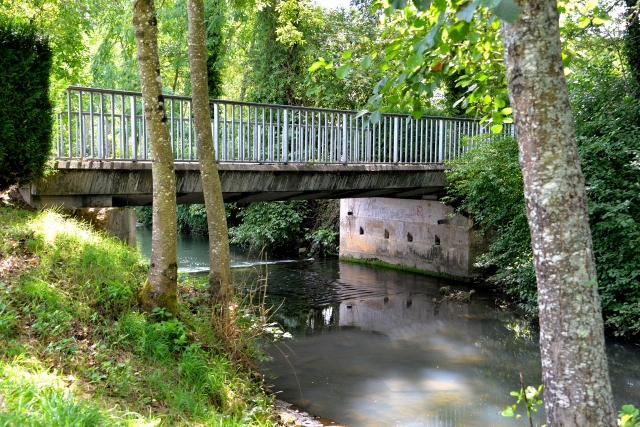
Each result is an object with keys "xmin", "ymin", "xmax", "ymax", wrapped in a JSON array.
[
  {"xmin": 390, "ymin": 0, "xmax": 408, "ymax": 9},
  {"xmin": 355, "ymin": 109, "xmax": 369, "ymax": 119},
  {"xmin": 336, "ymin": 64, "xmax": 351, "ymax": 79},
  {"xmin": 342, "ymin": 51, "xmax": 352, "ymax": 60},
  {"xmin": 468, "ymin": 31, "xmax": 481, "ymax": 43},
  {"xmin": 578, "ymin": 16, "xmax": 591, "ymax": 28},
  {"xmin": 370, "ymin": 110, "xmax": 382, "ymax": 124},
  {"xmin": 448, "ymin": 21, "xmax": 470, "ymax": 43},
  {"xmin": 622, "ymin": 405, "xmax": 637, "ymax": 415},
  {"xmin": 501, "ymin": 406, "xmax": 515, "ymax": 417},
  {"xmin": 492, "ymin": 112, "xmax": 504, "ymax": 123},
  {"xmin": 361, "ymin": 54, "xmax": 373, "ymax": 70},
  {"xmin": 406, "ymin": 53, "xmax": 424, "ymax": 70},
  {"xmin": 482, "ymin": 94, "xmax": 492, "ymax": 104},
  {"xmin": 583, "ymin": 278, "xmax": 596, "ymax": 288},
  {"xmin": 308, "ymin": 60, "xmax": 325, "ymax": 73},
  {"xmin": 479, "ymin": 0, "xmax": 500, "ymax": 8},
  {"xmin": 491, "ymin": 124, "xmax": 504, "ymax": 133},
  {"xmin": 501, "ymin": 107, "xmax": 513, "ymax": 115},
  {"xmin": 456, "ymin": 0, "xmax": 479, "ymax": 22},
  {"xmin": 495, "ymin": 98, "xmax": 506, "ymax": 108},
  {"xmin": 412, "ymin": 0, "xmax": 432, "ymax": 11},
  {"xmin": 493, "ymin": 0, "xmax": 520, "ymax": 22}
]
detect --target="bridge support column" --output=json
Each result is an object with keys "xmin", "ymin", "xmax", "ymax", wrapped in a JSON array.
[
  {"xmin": 339, "ymin": 197, "xmax": 488, "ymax": 279},
  {"xmin": 71, "ymin": 207, "xmax": 137, "ymax": 247}
]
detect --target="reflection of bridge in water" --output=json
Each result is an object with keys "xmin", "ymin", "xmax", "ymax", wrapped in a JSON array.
[{"xmin": 24, "ymin": 86, "xmax": 509, "ymax": 207}]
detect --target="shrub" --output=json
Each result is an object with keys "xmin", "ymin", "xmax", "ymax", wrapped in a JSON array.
[{"xmin": 0, "ymin": 19, "xmax": 53, "ymax": 190}]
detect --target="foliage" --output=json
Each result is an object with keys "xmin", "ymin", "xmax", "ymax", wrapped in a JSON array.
[
  {"xmin": 243, "ymin": 0, "xmax": 323, "ymax": 105},
  {"xmin": 623, "ymin": 0, "xmax": 640, "ymax": 90},
  {"xmin": 0, "ymin": 203, "xmax": 276, "ymax": 425},
  {"xmin": 620, "ymin": 405, "xmax": 640, "ymax": 427},
  {"xmin": 0, "ymin": 19, "xmax": 53, "ymax": 191},
  {"xmin": 229, "ymin": 201, "xmax": 309, "ymax": 249},
  {"xmin": 304, "ymin": 7, "xmax": 388, "ymax": 110},
  {"xmin": 570, "ymin": 66, "xmax": 640, "ymax": 336},
  {"xmin": 444, "ymin": 135, "xmax": 537, "ymax": 314},
  {"xmin": 311, "ymin": 0, "xmax": 517, "ymax": 128},
  {"xmin": 500, "ymin": 378, "xmax": 544, "ymax": 427},
  {"xmin": 446, "ymin": 63, "xmax": 640, "ymax": 336},
  {"xmin": 0, "ymin": 0, "xmax": 90, "ymax": 87}
]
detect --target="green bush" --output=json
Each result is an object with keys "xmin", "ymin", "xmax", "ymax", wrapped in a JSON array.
[
  {"xmin": 446, "ymin": 69, "xmax": 640, "ymax": 335},
  {"xmin": 572, "ymin": 76, "xmax": 640, "ymax": 336},
  {"xmin": 229, "ymin": 200, "xmax": 309, "ymax": 250},
  {"xmin": 0, "ymin": 19, "xmax": 53, "ymax": 191},
  {"xmin": 444, "ymin": 136, "xmax": 537, "ymax": 315}
]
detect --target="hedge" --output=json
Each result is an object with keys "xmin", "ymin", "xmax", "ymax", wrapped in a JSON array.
[{"xmin": 0, "ymin": 19, "xmax": 52, "ymax": 191}]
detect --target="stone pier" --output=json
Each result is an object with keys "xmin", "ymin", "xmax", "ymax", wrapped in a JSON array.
[
  {"xmin": 339, "ymin": 198, "xmax": 487, "ymax": 279},
  {"xmin": 71, "ymin": 207, "xmax": 137, "ymax": 247}
]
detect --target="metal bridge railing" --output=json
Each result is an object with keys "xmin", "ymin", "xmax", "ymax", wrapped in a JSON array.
[{"xmin": 55, "ymin": 86, "xmax": 507, "ymax": 164}]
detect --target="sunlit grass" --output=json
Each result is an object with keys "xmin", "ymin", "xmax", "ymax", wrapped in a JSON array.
[{"xmin": 0, "ymin": 203, "xmax": 277, "ymax": 426}]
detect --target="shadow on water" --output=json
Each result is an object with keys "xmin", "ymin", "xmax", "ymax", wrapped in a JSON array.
[{"xmin": 136, "ymin": 227, "xmax": 640, "ymax": 427}]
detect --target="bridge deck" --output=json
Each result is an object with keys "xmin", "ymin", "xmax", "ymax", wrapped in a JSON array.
[{"xmin": 23, "ymin": 161, "xmax": 448, "ymax": 207}]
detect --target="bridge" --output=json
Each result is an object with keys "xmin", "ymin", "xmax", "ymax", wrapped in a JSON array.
[{"xmin": 23, "ymin": 86, "xmax": 502, "ymax": 208}]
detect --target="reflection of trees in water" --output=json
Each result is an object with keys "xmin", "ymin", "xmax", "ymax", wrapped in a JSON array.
[{"xmin": 607, "ymin": 343, "xmax": 640, "ymax": 406}]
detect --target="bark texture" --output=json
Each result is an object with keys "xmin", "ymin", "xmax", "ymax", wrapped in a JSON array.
[
  {"xmin": 186, "ymin": 0, "xmax": 232, "ymax": 300},
  {"xmin": 501, "ymin": 1, "xmax": 616, "ymax": 425},
  {"xmin": 133, "ymin": 0, "xmax": 178, "ymax": 315}
]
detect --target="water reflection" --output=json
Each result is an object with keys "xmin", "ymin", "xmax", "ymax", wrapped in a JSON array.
[
  {"xmin": 136, "ymin": 227, "xmax": 640, "ymax": 426},
  {"xmin": 263, "ymin": 261, "xmax": 543, "ymax": 426}
]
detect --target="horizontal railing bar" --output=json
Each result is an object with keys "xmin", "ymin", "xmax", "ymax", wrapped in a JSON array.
[{"xmin": 66, "ymin": 85, "xmax": 484, "ymax": 122}]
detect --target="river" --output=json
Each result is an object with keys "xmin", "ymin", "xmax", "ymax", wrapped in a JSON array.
[{"xmin": 137, "ymin": 227, "xmax": 640, "ymax": 426}]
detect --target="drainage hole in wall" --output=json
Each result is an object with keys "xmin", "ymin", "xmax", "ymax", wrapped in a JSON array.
[
  {"xmin": 359, "ymin": 227, "xmax": 364, "ymax": 235},
  {"xmin": 347, "ymin": 211, "xmax": 353, "ymax": 216},
  {"xmin": 384, "ymin": 229, "xmax": 389, "ymax": 239},
  {"xmin": 435, "ymin": 235, "xmax": 440, "ymax": 245},
  {"xmin": 407, "ymin": 232, "xmax": 413, "ymax": 242}
]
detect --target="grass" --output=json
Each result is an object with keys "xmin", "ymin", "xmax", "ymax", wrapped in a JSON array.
[
  {"xmin": 0, "ymin": 202, "xmax": 277, "ymax": 426},
  {"xmin": 339, "ymin": 256, "xmax": 471, "ymax": 282}
]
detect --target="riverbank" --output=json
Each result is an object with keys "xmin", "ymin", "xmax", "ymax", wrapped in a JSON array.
[{"xmin": 0, "ymin": 194, "xmax": 320, "ymax": 426}]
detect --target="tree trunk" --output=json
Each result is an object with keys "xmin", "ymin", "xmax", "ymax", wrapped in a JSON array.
[
  {"xmin": 186, "ymin": 0, "xmax": 232, "ymax": 300},
  {"xmin": 501, "ymin": 0, "xmax": 616, "ymax": 425},
  {"xmin": 133, "ymin": 0, "xmax": 178, "ymax": 315}
]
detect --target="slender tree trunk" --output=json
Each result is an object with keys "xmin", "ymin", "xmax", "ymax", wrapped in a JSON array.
[
  {"xmin": 133, "ymin": 0, "xmax": 178, "ymax": 315},
  {"xmin": 186, "ymin": 0, "xmax": 232, "ymax": 300},
  {"xmin": 501, "ymin": 0, "xmax": 616, "ymax": 425}
]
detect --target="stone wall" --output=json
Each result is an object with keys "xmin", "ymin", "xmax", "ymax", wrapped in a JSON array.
[{"xmin": 339, "ymin": 198, "xmax": 486, "ymax": 278}]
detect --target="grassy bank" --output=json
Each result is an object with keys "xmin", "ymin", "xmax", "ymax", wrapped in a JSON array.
[
  {"xmin": 0, "ymin": 201, "xmax": 275, "ymax": 426},
  {"xmin": 339, "ymin": 257, "xmax": 470, "ymax": 282}
]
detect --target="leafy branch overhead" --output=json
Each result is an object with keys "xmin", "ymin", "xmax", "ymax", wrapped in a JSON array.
[{"xmin": 310, "ymin": 0, "xmax": 611, "ymax": 132}]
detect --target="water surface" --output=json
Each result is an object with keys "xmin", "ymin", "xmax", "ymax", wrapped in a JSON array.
[{"xmin": 137, "ymin": 227, "xmax": 640, "ymax": 426}]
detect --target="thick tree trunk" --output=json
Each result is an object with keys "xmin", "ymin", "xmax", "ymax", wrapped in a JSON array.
[
  {"xmin": 133, "ymin": 0, "xmax": 178, "ymax": 315},
  {"xmin": 186, "ymin": 0, "xmax": 232, "ymax": 300},
  {"xmin": 501, "ymin": 0, "xmax": 616, "ymax": 425}
]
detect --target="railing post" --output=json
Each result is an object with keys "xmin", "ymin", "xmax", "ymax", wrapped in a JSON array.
[
  {"xmin": 66, "ymin": 89, "xmax": 72, "ymax": 158},
  {"xmin": 438, "ymin": 119, "xmax": 444, "ymax": 163},
  {"xmin": 342, "ymin": 113, "xmax": 347, "ymax": 164},
  {"xmin": 283, "ymin": 109, "xmax": 289, "ymax": 163},
  {"xmin": 78, "ymin": 91, "xmax": 84, "ymax": 158},
  {"xmin": 393, "ymin": 116, "xmax": 399, "ymax": 163},
  {"xmin": 213, "ymin": 103, "xmax": 219, "ymax": 161},
  {"xmin": 131, "ymin": 96, "xmax": 137, "ymax": 161}
]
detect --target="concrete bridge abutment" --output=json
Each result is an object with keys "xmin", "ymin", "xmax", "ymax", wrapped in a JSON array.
[
  {"xmin": 69, "ymin": 207, "xmax": 137, "ymax": 247},
  {"xmin": 339, "ymin": 197, "xmax": 487, "ymax": 279}
]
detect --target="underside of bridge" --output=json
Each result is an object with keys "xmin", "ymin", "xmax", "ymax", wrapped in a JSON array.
[{"xmin": 22, "ymin": 161, "xmax": 449, "ymax": 208}]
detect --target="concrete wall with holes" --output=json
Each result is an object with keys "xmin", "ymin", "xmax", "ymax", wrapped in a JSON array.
[{"xmin": 339, "ymin": 198, "xmax": 487, "ymax": 278}]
